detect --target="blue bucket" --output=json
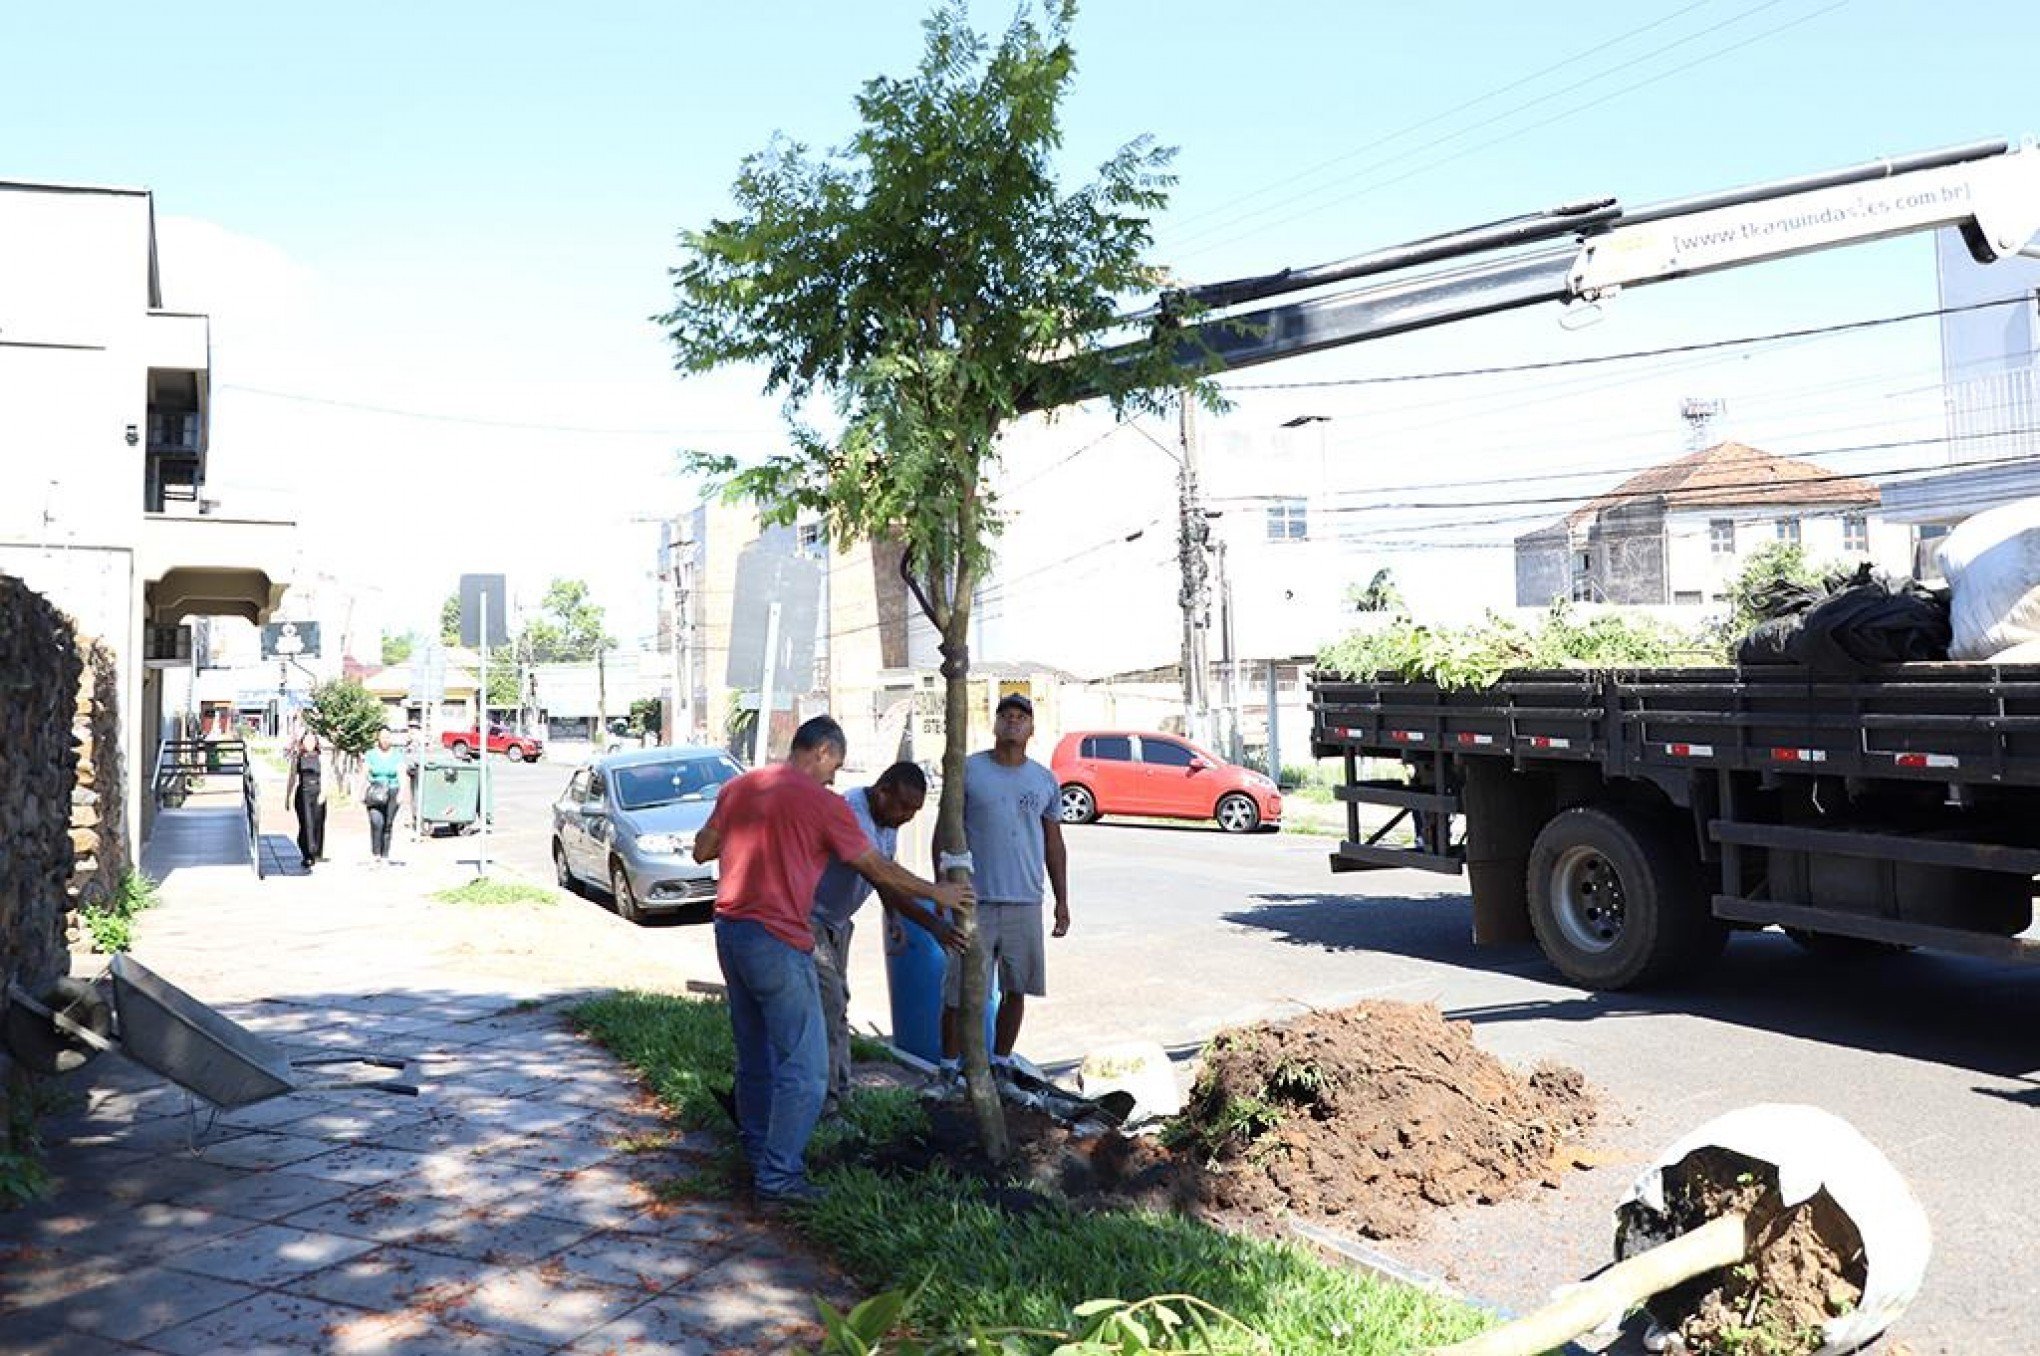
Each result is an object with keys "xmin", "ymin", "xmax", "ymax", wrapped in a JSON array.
[{"xmin": 884, "ymin": 909, "xmax": 998, "ymax": 1063}]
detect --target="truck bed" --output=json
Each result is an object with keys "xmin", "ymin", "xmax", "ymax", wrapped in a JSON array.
[{"xmin": 1312, "ymin": 662, "xmax": 2040, "ymax": 788}]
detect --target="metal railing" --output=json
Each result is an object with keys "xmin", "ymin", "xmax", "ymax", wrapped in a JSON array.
[{"xmin": 152, "ymin": 737, "xmax": 263, "ymax": 877}]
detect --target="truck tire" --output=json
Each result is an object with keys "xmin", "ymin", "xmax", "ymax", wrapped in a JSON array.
[
  {"xmin": 450, "ymin": 740, "xmax": 471, "ymax": 761},
  {"xmin": 503, "ymin": 744, "xmax": 525, "ymax": 763},
  {"xmin": 1526, "ymin": 805, "xmax": 1725, "ymax": 990}
]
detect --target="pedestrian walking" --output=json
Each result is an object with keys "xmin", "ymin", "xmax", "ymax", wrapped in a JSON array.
[
  {"xmin": 693, "ymin": 715, "xmax": 973, "ymax": 1204},
  {"xmin": 283, "ymin": 730, "xmax": 329, "ymax": 872},
  {"xmin": 363, "ymin": 728, "xmax": 404, "ymax": 864},
  {"xmin": 809, "ymin": 761, "xmax": 960, "ymax": 1113},
  {"xmin": 942, "ymin": 692, "xmax": 1067, "ymax": 1073}
]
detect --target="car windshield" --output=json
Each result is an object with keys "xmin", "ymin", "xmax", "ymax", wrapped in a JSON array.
[{"xmin": 611, "ymin": 755, "xmax": 742, "ymax": 810}]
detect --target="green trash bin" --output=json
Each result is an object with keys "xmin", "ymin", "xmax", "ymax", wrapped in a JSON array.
[{"xmin": 414, "ymin": 758, "xmax": 491, "ymax": 835}]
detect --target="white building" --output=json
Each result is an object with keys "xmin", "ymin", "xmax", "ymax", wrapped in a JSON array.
[
  {"xmin": 1513, "ymin": 442, "xmax": 1912, "ymax": 609},
  {"xmin": 0, "ymin": 179, "xmax": 295, "ymax": 847}
]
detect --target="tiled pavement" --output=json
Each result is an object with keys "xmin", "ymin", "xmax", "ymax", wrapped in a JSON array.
[{"xmin": 1, "ymin": 791, "xmax": 851, "ymax": 1354}]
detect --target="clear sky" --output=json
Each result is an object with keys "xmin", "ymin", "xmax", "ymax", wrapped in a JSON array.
[{"xmin": 6, "ymin": 1, "xmax": 2038, "ymax": 644}]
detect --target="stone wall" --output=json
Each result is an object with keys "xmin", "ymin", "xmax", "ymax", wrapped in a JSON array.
[
  {"xmin": 1, "ymin": 574, "xmax": 85, "ymax": 1125},
  {"xmin": 65, "ymin": 638, "xmax": 128, "ymax": 943}
]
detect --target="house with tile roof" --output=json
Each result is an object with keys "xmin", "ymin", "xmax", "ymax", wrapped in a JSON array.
[{"xmin": 1513, "ymin": 441, "xmax": 1913, "ymax": 608}]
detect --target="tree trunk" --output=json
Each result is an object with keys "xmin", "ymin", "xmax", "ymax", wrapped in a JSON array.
[{"xmin": 936, "ymin": 587, "xmax": 1009, "ymax": 1162}]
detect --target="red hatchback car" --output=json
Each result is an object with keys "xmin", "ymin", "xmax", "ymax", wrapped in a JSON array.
[{"xmin": 1050, "ymin": 731, "xmax": 1281, "ymax": 833}]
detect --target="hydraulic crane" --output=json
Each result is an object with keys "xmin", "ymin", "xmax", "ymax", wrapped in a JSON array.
[{"xmin": 1075, "ymin": 137, "xmax": 2040, "ymax": 389}]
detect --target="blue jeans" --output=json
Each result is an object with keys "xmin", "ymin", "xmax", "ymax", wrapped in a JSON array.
[{"xmin": 713, "ymin": 918, "xmax": 827, "ymax": 1196}]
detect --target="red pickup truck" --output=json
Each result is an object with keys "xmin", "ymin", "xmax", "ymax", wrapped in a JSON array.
[{"xmin": 442, "ymin": 725, "xmax": 543, "ymax": 762}]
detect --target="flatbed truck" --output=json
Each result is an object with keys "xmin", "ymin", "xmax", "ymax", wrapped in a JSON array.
[{"xmin": 1310, "ymin": 664, "xmax": 2040, "ymax": 987}]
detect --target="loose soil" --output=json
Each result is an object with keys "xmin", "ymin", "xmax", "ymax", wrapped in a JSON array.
[
  {"xmin": 847, "ymin": 1000, "xmax": 1598, "ymax": 1242},
  {"xmin": 1619, "ymin": 1147, "xmax": 1866, "ymax": 1356}
]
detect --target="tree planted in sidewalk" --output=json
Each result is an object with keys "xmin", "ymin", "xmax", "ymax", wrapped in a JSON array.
[
  {"xmin": 307, "ymin": 677, "xmax": 388, "ymax": 789},
  {"xmin": 659, "ymin": 0, "xmax": 1206, "ymax": 1159}
]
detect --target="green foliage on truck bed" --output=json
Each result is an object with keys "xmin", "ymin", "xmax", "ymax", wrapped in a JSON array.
[{"xmin": 1318, "ymin": 603, "xmax": 1697, "ymax": 688}]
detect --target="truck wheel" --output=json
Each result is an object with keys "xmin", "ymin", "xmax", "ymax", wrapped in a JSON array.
[
  {"xmin": 1526, "ymin": 805, "xmax": 1725, "ymax": 990},
  {"xmin": 503, "ymin": 745, "xmax": 525, "ymax": 763},
  {"xmin": 450, "ymin": 741, "xmax": 471, "ymax": 760},
  {"xmin": 1058, "ymin": 784, "xmax": 1098, "ymax": 825}
]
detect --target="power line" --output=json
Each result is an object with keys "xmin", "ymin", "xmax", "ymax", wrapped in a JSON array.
[
  {"xmin": 1169, "ymin": 0, "xmax": 1840, "ymax": 262},
  {"xmin": 216, "ymin": 382, "xmax": 769, "ymax": 440},
  {"xmin": 1158, "ymin": 0, "xmax": 1715, "ymax": 239}
]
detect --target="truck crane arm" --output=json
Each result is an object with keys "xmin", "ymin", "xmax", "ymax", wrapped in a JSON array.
[{"xmin": 1056, "ymin": 137, "xmax": 2040, "ymax": 401}]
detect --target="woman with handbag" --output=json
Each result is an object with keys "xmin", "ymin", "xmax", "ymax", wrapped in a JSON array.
[
  {"xmin": 363, "ymin": 728, "xmax": 405, "ymax": 864},
  {"xmin": 283, "ymin": 729, "xmax": 328, "ymax": 872}
]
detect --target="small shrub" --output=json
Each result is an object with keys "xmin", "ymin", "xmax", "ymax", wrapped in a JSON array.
[{"xmin": 77, "ymin": 869, "xmax": 160, "ymax": 955}]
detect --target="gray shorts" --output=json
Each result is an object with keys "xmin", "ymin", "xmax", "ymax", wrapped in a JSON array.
[{"xmin": 942, "ymin": 901, "xmax": 1045, "ymax": 1004}]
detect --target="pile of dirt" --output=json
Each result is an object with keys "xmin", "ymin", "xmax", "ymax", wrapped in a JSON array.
[
  {"xmin": 1168, "ymin": 1001, "xmax": 1597, "ymax": 1237},
  {"xmin": 1622, "ymin": 1147, "xmax": 1866, "ymax": 1356},
  {"xmin": 851, "ymin": 1000, "xmax": 1597, "ymax": 1242}
]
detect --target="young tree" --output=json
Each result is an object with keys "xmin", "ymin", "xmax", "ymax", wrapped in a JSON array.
[
  {"xmin": 660, "ymin": 0, "xmax": 1204, "ymax": 1159},
  {"xmin": 307, "ymin": 678, "xmax": 388, "ymax": 788},
  {"xmin": 439, "ymin": 594, "xmax": 462, "ymax": 647},
  {"xmin": 381, "ymin": 631, "xmax": 416, "ymax": 664}
]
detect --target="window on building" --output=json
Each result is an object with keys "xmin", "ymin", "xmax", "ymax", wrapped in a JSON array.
[
  {"xmin": 1266, "ymin": 500, "xmax": 1308, "ymax": 541},
  {"xmin": 1776, "ymin": 518, "xmax": 1801, "ymax": 545},
  {"xmin": 1709, "ymin": 518, "xmax": 1735, "ymax": 555},
  {"xmin": 795, "ymin": 521, "xmax": 826, "ymax": 558},
  {"xmin": 1673, "ymin": 590, "xmax": 1703, "ymax": 605},
  {"xmin": 1843, "ymin": 513, "xmax": 1869, "ymax": 554}
]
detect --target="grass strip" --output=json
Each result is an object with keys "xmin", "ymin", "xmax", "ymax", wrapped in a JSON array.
[
  {"xmin": 572, "ymin": 989, "xmax": 1494, "ymax": 1353},
  {"xmin": 430, "ymin": 877, "xmax": 556, "ymax": 908}
]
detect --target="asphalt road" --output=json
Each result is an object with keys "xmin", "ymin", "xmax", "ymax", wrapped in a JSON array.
[{"xmin": 471, "ymin": 754, "xmax": 2037, "ymax": 1354}]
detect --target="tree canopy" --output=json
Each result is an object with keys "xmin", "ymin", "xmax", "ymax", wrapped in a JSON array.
[{"xmin": 662, "ymin": 0, "xmax": 1196, "ymax": 589}]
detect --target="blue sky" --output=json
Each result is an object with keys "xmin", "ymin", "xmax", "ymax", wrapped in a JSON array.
[{"xmin": 6, "ymin": 0, "xmax": 2038, "ymax": 642}]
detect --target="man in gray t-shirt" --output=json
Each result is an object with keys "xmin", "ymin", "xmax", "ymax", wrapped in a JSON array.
[
  {"xmin": 809, "ymin": 763, "xmax": 956, "ymax": 1111},
  {"xmin": 942, "ymin": 692, "xmax": 1068, "ymax": 1064}
]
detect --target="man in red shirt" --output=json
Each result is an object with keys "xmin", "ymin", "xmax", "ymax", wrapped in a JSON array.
[{"xmin": 694, "ymin": 715, "xmax": 971, "ymax": 1204}]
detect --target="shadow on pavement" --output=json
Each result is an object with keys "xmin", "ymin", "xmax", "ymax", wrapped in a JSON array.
[
  {"xmin": 1, "ymin": 983, "xmax": 838, "ymax": 1353},
  {"xmin": 1229, "ymin": 888, "xmax": 2040, "ymax": 1083}
]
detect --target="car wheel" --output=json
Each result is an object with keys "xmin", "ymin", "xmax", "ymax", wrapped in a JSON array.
[
  {"xmin": 450, "ymin": 741, "xmax": 471, "ymax": 761},
  {"xmin": 553, "ymin": 839, "xmax": 579, "ymax": 894},
  {"xmin": 1058, "ymin": 784, "xmax": 1098, "ymax": 825},
  {"xmin": 611, "ymin": 858, "xmax": 644, "ymax": 924},
  {"xmin": 1216, "ymin": 793, "xmax": 1260, "ymax": 834},
  {"xmin": 503, "ymin": 745, "xmax": 525, "ymax": 763},
  {"xmin": 1526, "ymin": 805, "xmax": 1726, "ymax": 990}
]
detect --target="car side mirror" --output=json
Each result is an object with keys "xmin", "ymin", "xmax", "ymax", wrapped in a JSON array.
[{"xmin": 1189, "ymin": 757, "xmax": 1210, "ymax": 771}]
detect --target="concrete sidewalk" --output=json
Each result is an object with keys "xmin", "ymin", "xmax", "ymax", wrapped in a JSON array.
[{"xmin": 1, "ymin": 788, "xmax": 849, "ymax": 1354}]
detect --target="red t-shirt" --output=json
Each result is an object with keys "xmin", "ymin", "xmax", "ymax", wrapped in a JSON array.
[{"xmin": 707, "ymin": 763, "xmax": 872, "ymax": 950}]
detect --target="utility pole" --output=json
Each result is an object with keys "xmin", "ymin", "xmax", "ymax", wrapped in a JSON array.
[{"xmin": 1177, "ymin": 400, "xmax": 1211, "ymax": 746}]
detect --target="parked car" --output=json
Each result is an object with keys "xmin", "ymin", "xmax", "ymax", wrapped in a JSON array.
[
  {"xmin": 550, "ymin": 745, "xmax": 743, "ymax": 922},
  {"xmin": 442, "ymin": 724, "xmax": 543, "ymax": 762},
  {"xmin": 1051, "ymin": 731, "xmax": 1281, "ymax": 833}
]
